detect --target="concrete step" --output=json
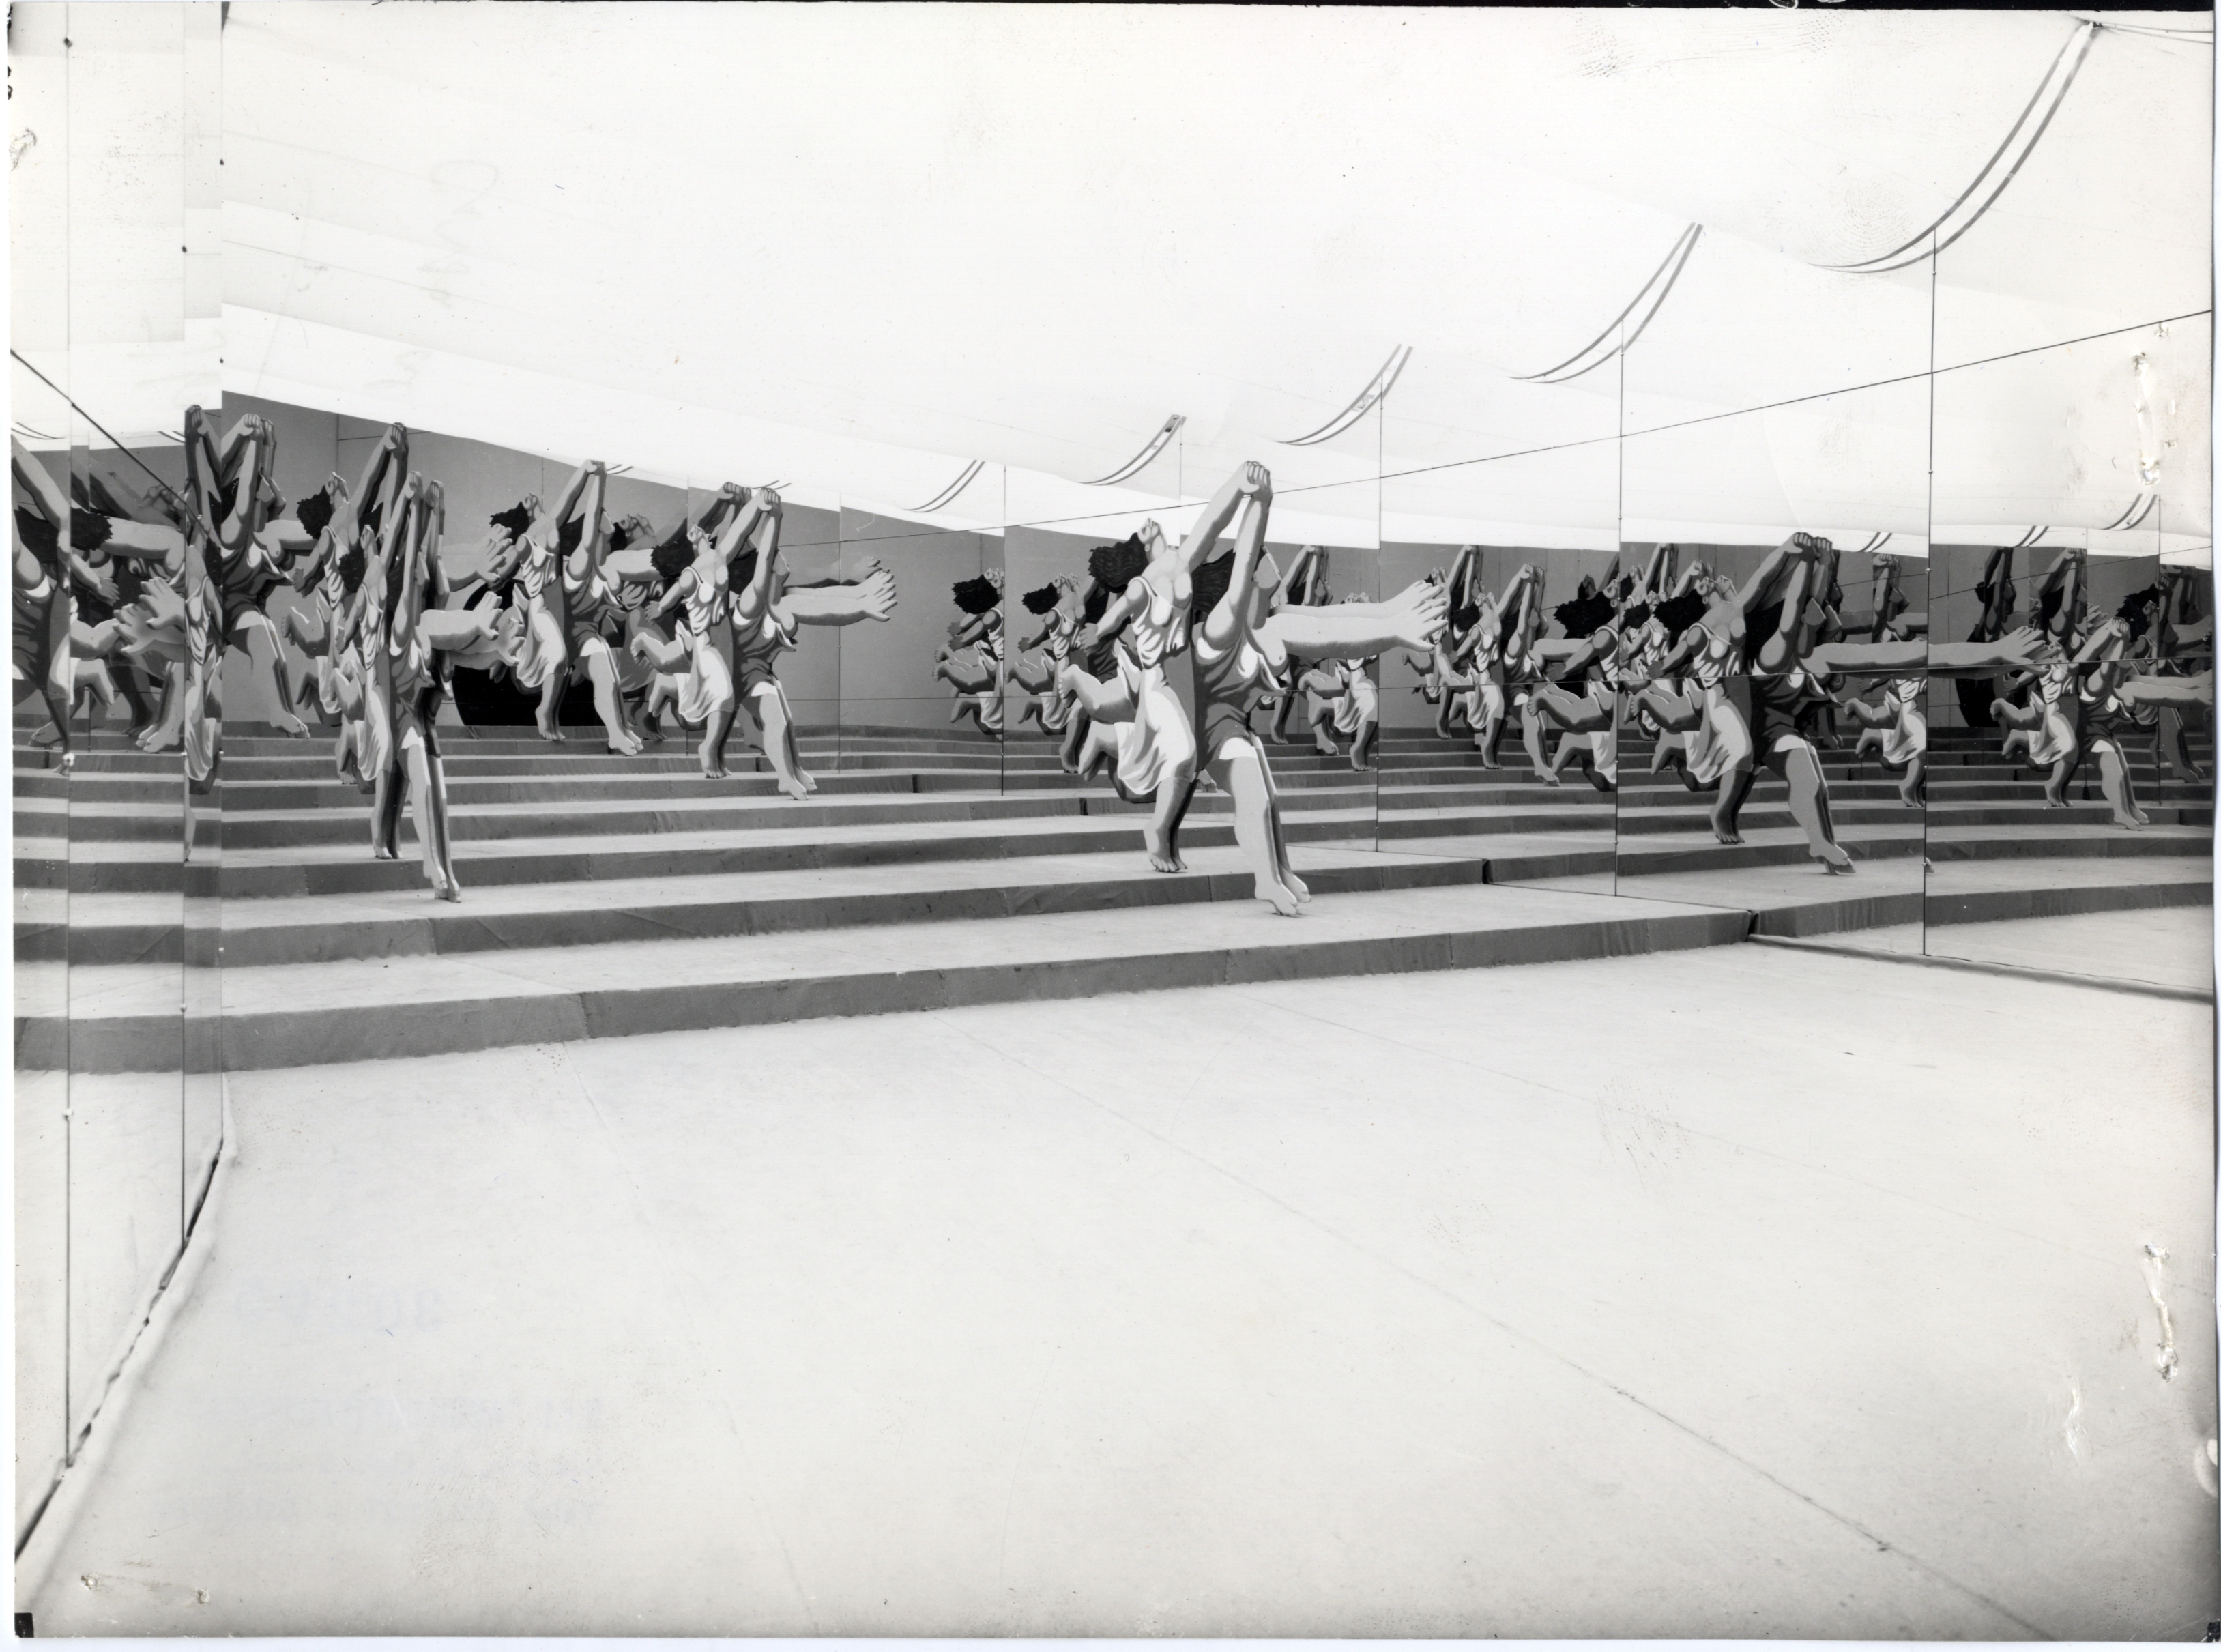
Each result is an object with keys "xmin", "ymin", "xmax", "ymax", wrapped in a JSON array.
[
  {"xmin": 17, "ymin": 875, "xmax": 1750, "ymax": 1072},
  {"xmin": 17, "ymin": 845, "xmax": 1502, "ymax": 968},
  {"xmin": 1612, "ymin": 798, "xmax": 2211, "ymax": 832},
  {"xmin": 1524, "ymin": 856, "xmax": 2210, "ymax": 944}
]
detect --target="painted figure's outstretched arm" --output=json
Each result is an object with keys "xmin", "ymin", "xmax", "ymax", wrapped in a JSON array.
[
  {"xmin": 360, "ymin": 470, "xmax": 416, "ymax": 651},
  {"xmin": 11, "ymin": 437, "xmax": 71, "ymax": 527},
  {"xmin": 2031, "ymin": 547, "xmax": 2082, "ymax": 643},
  {"xmin": 1737, "ymin": 534, "xmax": 1813, "ymax": 620},
  {"xmin": 422, "ymin": 480, "xmax": 451, "ymax": 608},
  {"xmin": 2117, "ymin": 670, "xmax": 2215, "ymax": 708},
  {"xmin": 710, "ymin": 487, "xmax": 768, "ymax": 565},
  {"xmin": 1636, "ymin": 544, "xmax": 1670, "ymax": 600},
  {"xmin": 1264, "ymin": 580, "xmax": 1447, "ymax": 661},
  {"xmin": 1820, "ymin": 626, "xmax": 2047, "ymax": 680},
  {"xmin": 1868, "ymin": 556, "xmax": 1898, "ymax": 644},
  {"xmin": 1446, "ymin": 545, "xmax": 1481, "ymax": 611},
  {"xmin": 219, "ymin": 415, "xmax": 273, "ymax": 546},
  {"xmin": 730, "ymin": 489, "xmax": 785, "ymax": 628},
  {"xmin": 390, "ymin": 476, "xmax": 432, "ymax": 656},
  {"xmin": 1274, "ymin": 545, "xmax": 1325, "ymax": 613},
  {"xmin": 1176, "ymin": 461, "xmax": 1265, "ymax": 573},
  {"xmin": 572, "ymin": 463, "xmax": 610, "ymax": 577},
  {"xmin": 353, "ymin": 423, "xmax": 408, "ymax": 520},
  {"xmin": 784, "ymin": 563, "xmax": 898, "ymax": 626},
  {"xmin": 1979, "ymin": 545, "xmax": 2015, "ymax": 634},
  {"xmin": 1201, "ymin": 478, "xmax": 1274, "ymax": 655}
]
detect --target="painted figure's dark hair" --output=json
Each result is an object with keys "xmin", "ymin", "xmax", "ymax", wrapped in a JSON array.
[
  {"xmin": 650, "ymin": 538, "xmax": 693, "ymax": 588},
  {"xmin": 1021, "ymin": 582, "xmax": 1063, "ymax": 615},
  {"xmin": 1189, "ymin": 552, "xmax": 1235, "ymax": 623},
  {"xmin": 1087, "ymin": 534, "xmax": 1149, "ymax": 594},
  {"xmin": 607, "ymin": 519, "xmax": 634, "ymax": 552},
  {"xmin": 294, "ymin": 485, "xmax": 335, "ymax": 542},
  {"xmin": 68, "ymin": 510, "xmax": 113, "ymax": 553},
  {"xmin": 338, "ymin": 538, "xmax": 368, "ymax": 597},
  {"xmin": 490, "ymin": 502, "xmax": 534, "ymax": 540},
  {"xmin": 951, "ymin": 575, "xmax": 1000, "ymax": 615},
  {"xmin": 2120, "ymin": 585, "xmax": 2163, "ymax": 637},
  {"xmin": 1651, "ymin": 590, "xmax": 1708, "ymax": 637},
  {"xmin": 1553, "ymin": 590, "xmax": 1616, "ymax": 637},
  {"xmin": 1451, "ymin": 601, "xmax": 1482, "ymax": 634},
  {"xmin": 1620, "ymin": 600, "xmax": 1651, "ymax": 631}
]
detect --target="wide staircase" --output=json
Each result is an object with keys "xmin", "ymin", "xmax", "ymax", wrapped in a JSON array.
[{"xmin": 14, "ymin": 708, "xmax": 2209, "ymax": 1071}]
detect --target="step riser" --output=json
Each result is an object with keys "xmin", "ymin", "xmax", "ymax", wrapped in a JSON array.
[
  {"xmin": 1926, "ymin": 879, "xmax": 2213, "ymax": 927},
  {"xmin": 23, "ymin": 908, "xmax": 1750, "ymax": 1073},
  {"xmin": 188, "ymin": 774, "xmax": 1412, "ymax": 812},
  {"xmin": 214, "ymin": 813, "xmax": 1381, "ymax": 897},
  {"xmin": 29, "ymin": 858, "xmax": 1498, "ymax": 969},
  {"xmin": 1612, "ymin": 804, "xmax": 2211, "ymax": 832},
  {"xmin": 1609, "ymin": 839, "xmax": 1926, "ymax": 876}
]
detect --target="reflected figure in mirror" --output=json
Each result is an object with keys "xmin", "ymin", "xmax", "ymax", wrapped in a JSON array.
[
  {"xmin": 1009, "ymin": 577, "xmax": 1082, "ymax": 734},
  {"xmin": 936, "ymin": 570, "xmax": 1006, "ymax": 738}
]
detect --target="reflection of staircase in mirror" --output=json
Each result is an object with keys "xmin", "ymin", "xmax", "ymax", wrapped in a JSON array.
[
  {"xmin": 17, "ymin": 714, "xmax": 2207, "ymax": 1072},
  {"xmin": 1599, "ymin": 727, "xmax": 2213, "ymax": 944}
]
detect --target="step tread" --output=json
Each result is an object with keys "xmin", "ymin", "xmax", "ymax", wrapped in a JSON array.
[{"xmin": 40, "ymin": 880, "xmax": 1739, "ymax": 1024}]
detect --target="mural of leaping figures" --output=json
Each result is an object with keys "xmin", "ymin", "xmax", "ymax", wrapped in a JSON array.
[{"xmin": 936, "ymin": 569, "xmax": 1006, "ymax": 738}]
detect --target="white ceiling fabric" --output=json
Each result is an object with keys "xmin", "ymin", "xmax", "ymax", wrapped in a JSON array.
[{"xmin": 16, "ymin": 4, "xmax": 2212, "ymax": 560}]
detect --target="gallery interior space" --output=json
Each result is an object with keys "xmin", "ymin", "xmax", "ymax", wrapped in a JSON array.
[{"xmin": 10, "ymin": 2, "xmax": 2217, "ymax": 1638}]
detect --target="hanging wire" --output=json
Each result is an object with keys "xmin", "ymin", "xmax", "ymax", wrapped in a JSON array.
[
  {"xmin": 9, "ymin": 349, "xmax": 190, "ymax": 510},
  {"xmin": 1828, "ymin": 20, "xmax": 2099, "ymax": 276},
  {"xmin": 1518, "ymin": 225, "xmax": 1702, "ymax": 384},
  {"xmin": 2099, "ymin": 493, "xmax": 2158, "ymax": 531},
  {"xmin": 929, "ymin": 305, "xmax": 2211, "ymax": 540},
  {"xmin": 1084, "ymin": 414, "xmax": 1185, "ymax": 486},
  {"xmin": 907, "ymin": 458, "xmax": 984, "ymax": 514},
  {"xmin": 1281, "ymin": 345, "xmax": 1413, "ymax": 444},
  {"xmin": 2075, "ymin": 16, "xmax": 2213, "ymax": 41}
]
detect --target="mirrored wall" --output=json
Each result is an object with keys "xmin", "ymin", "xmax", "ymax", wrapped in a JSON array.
[
  {"xmin": 1381, "ymin": 350, "xmax": 1623, "ymax": 895},
  {"xmin": 1925, "ymin": 263, "xmax": 2215, "ymax": 992},
  {"xmin": 12, "ymin": 0, "xmax": 212, "ymax": 1553}
]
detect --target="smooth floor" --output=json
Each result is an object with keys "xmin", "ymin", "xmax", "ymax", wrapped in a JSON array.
[
  {"xmin": 1926, "ymin": 904, "xmax": 2218, "ymax": 994},
  {"xmin": 19, "ymin": 944, "xmax": 2220, "ymax": 1638}
]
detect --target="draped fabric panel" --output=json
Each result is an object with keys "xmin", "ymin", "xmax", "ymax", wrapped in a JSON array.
[{"xmin": 14, "ymin": 3, "xmax": 2211, "ymax": 559}]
